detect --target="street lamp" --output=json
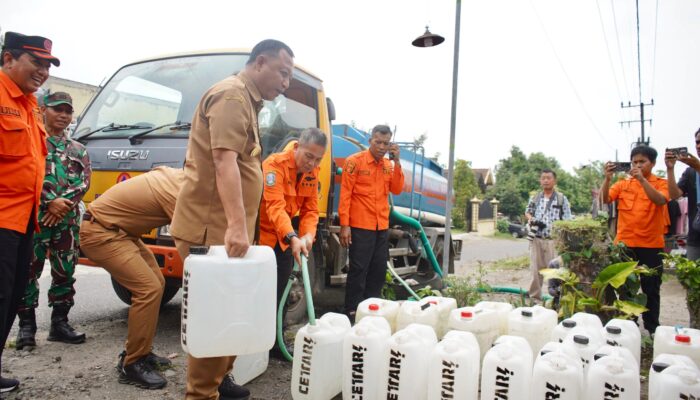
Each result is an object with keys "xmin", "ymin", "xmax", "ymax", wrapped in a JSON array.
[{"xmin": 412, "ymin": 1, "xmax": 462, "ymax": 276}]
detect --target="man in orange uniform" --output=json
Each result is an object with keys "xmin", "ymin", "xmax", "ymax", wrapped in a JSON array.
[
  {"xmin": 338, "ymin": 125, "xmax": 404, "ymax": 320},
  {"xmin": 259, "ymin": 128, "xmax": 326, "ymax": 358},
  {"xmin": 602, "ymin": 144, "xmax": 669, "ymax": 335},
  {"xmin": 0, "ymin": 31, "xmax": 59, "ymax": 393},
  {"xmin": 171, "ymin": 39, "xmax": 294, "ymax": 400}
]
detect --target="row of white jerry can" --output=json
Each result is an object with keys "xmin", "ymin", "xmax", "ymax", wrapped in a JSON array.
[{"xmin": 291, "ymin": 313, "xmax": 652, "ymax": 399}]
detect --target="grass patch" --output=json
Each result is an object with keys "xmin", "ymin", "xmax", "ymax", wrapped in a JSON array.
[{"xmin": 488, "ymin": 255, "xmax": 529, "ymax": 271}]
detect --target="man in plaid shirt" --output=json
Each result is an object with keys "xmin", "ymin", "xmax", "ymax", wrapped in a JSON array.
[{"xmin": 525, "ymin": 168, "xmax": 572, "ymax": 299}]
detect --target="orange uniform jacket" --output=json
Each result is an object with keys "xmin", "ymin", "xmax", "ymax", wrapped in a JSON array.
[
  {"xmin": 0, "ymin": 70, "xmax": 47, "ymax": 233},
  {"xmin": 339, "ymin": 150, "xmax": 405, "ymax": 231},
  {"xmin": 259, "ymin": 148, "xmax": 319, "ymax": 251},
  {"xmin": 609, "ymin": 175, "xmax": 670, "ymax": 248}
]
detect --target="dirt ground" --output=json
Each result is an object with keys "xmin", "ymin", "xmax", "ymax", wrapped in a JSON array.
[{"xmin": 2, "ymin": 239, "xmax": 690, "ymax": 399}]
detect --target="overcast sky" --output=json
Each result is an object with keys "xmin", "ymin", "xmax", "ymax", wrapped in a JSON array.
[{"xmin": 3, "ymin": 0, "xmax": 698, "ymax": 174}]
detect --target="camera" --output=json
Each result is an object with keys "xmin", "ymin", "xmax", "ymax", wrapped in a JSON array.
[
  {"xmin": 527, "ymin": 220, "xmax": 547, "ymax": 240},
  {"xmin": 611, "ymin": 162, "xmax": 631, "ymax": 173},
  {"xmin": 668, "ymin": 147, "xmax": 688, "ymax": 158}
]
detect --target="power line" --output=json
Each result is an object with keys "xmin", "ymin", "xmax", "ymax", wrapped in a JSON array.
[
  {"xmin": 529, "ymin": 0, "xmax": 615, "ymax": 151},
  {"xmin": 596, "ymin": 0, "xmax": 623, "ymax": 102},
  {"xmin": 635, "ymin": 0, "xmax": 643, "ymax": 102},
  {"xmin": 649, "ymin": 0, "xmax": 660, "ymax": 126},
  {"xmin": 610, "ymin": 0, "xmax": 632, "ymax": 101}
]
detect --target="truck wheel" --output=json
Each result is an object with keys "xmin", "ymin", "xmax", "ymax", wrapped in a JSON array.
[
  {"xmin": 111, "ymin": 278, "xmax": 180, "ymax": 308},
  {"xmin": 433, "ymin": 236, "xmax": 455, "ymax": 275},
  {"xmin": 282, "ymin": 250, "xmax": 317, "ymax": 326}
]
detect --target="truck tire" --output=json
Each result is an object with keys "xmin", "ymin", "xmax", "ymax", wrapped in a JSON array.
[
  {"xmin": 111, "ymin": 278, "xmax": 180, "ymax": 308},
  {"xmin": 433, "ymin": 236, "xmax": 455, "ymax": 275},
  {"xmin": 281, "ymin": 248, "xmax": 318, "ymax": 326}
]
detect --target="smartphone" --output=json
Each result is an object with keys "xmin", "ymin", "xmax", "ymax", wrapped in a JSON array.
[
  {"xmin": 389, "ymin": 142, "xmax": 396, "ymax": 160},
  {"xmin": 612, "ymin": 162, "xmax": 631, "ymax": 173},
  {"xmin": 668, "ymin": 147, "xmax": 688, "ymax": 157}
]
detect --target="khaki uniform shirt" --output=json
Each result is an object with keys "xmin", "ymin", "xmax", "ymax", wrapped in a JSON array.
[
  {"xmin": 87, "ymin": 166, "xmax": 184, "ymax": 237},
  {"xmin": 170, "ymin": 72, "xmax": 264, "ymax": 245}
]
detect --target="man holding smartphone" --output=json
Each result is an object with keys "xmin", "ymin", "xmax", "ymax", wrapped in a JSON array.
[
  {"xmin": 338, "ymin": 125, "xmax": 404, "ymax": 321},
  {"xmin": 601, "ymin": 145, "xmax": 669, "ymax": 335},
  {"xmin": 666, "ymin": 129, "xmax": 700, "ymax": 260}
]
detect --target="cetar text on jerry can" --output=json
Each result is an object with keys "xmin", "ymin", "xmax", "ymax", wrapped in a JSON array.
[
  {"xmin": 342, "ymin": 316, "xmax": 391, "ymax": 400},
  {"xmin": 427, "ymin": 330, "xmax": 480, "ymax": 400}
]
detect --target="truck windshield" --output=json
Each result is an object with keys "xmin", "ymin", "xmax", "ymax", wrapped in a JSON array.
[{"xmin": 74, "ymin": 53, "xmax": 320, "ymax": 155}]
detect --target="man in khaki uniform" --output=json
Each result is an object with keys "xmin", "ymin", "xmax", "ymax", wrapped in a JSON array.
[
  {"xmin": 79, "ymin": 166, "xmax": 183, "ymax": 389},
  {"xmin": 171, "ymin": 39, "xmax": 294, "ymax": 400}
]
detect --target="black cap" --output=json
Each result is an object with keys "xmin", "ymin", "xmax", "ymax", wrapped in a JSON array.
[
  {"xmin": 3, "ymin": 31, "xmax": 60, "ymax": 66},
  {"xmin": 594, "ymin": 353, "xmax": 606, "ymax": 361},
  {"xmin": 189, "ymin": 246, "xmax": 208, "ymax": 255},
  {"xmin": 652, "ymin": 362, "xmax": 670, "ymax": 373},
  {"xmin": 562, "ymin": 320, "xmax": 577, "ymax": 328},
  {"xmin": 540, "ymin": 350, "xmax": 552, "ymax": 356},
  {"xmin": 606, "ymin": 326, "xmax": 622, "ymax": 335},
  {"xmin": 573, "ymin": 335, "xmax": 589, "ymax": 345},
  {"xmin": 521, "ymin": 309, "xmax": 533, "ymax": 317}
]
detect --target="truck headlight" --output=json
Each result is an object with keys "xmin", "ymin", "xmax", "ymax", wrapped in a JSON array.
[{"xmin": 158, "ymin": 225, "xmax": 172, "ymax": 237}]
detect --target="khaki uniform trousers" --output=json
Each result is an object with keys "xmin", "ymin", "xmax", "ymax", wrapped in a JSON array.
[
  {"xmin": 79, "ymin": 220, "xmax": 165, "ymax": 366},
  {"xmin": 528, "ymin": 237, "xmax": 557, "ymax": 299},
  {"xmin": 174, "ymin": 237, "xmax": 235, "ymax": 400}
]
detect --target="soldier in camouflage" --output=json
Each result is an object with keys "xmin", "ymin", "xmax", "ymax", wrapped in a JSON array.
[{"xmin": 16, "ymin": 92, "xmax": 91, "ymax": 350}]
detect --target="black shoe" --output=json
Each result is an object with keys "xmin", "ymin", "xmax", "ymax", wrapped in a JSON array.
[
  {"xmin": 145, "ymin": 352, "xmax": 172, "ymax": 369},
  {"xmin": 119, "ymin": 355, "xmax": 167, "ymax": 390},
  {"xmin": 118, "ymin": 350, "xmax": 172, "ymax": 370},
  {"xmin": 16, "ymin": 309, "xmax": 37, "ymax": 350},
  {"xmin": 0, "ymin": 377, "xmax": 19, "ymax": 393},
  {"xmin": 218, "ymin": 374, "xmax": 250, "ymax": 400},
  {"xmin": 47, "ymin": 305, "xmax": 86, "ymax": 344}
]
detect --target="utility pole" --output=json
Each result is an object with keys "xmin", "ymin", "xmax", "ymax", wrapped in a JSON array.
[{"xmin": 619, "ymin": 0, "xmax": 653, "ymax": 147}]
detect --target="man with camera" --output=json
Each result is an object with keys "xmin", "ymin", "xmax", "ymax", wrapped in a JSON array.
[
  {"xmin": 602, "ymin": 145, "xmax": 669, "ymax": 335},
  {"xmin": 525, "ymin": 168, "xmax": 572, "ymax": 299},
  {"xmin": 666, "ymin": 131, "xmax": 700, "ymax": 260}
]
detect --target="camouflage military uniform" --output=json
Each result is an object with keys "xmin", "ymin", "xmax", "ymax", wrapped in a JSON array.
[{"xmin": 19, "ymin": 133, "xmax": 91, "ymax": 311}]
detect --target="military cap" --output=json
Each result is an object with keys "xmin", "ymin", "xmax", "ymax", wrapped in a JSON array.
[
  {"xmin": 44, "ymin": 91, "xmax": 73, "ymax": 109},
  {"xmin": 3, "ymin": 31, "xmax": 60, "ymax": 66}
]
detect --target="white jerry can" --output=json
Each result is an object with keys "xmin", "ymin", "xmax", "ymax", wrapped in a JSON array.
[
  {"xmin": 342, "ymin": 316, "xmax": 391, "ymax": 400},
  {"xmin": 427, "ymin": 330, "xmax": 480, "ymax": 400},
  {"xmin": 447, "ymin": 306, "xmax": 499, "ymax": 362},
  {"xmin": 585, "ymin": 353, "xmax": 640, "ymax": 400},
  {"xmin": 654, "ymin": 326, "xmax": 700, "ymax": 368},
  {"xmin": 508, "ymin": 305, "xmax": 558, "ymax": 359},
  {"xmin": 475, "ymin": 301, "xmax": 514, "ymax": 336},
  {"xmin": 531, "ymin": 350, "xmax": 583, "ymax": 400},
  {"xmin": 181, "ymin": 245, "xmax": 276, "ymax": 358},
  {"xmin": 602, "ymin": 319, "xmax": 642, "ymax": 366},
  {"xmin": 291, "ymin": 313, "xmax": 352, "ymax": 400},
  {"xmin": 378, "ymin": 323, "xmax": 438, "ymax": 400},
  {"xmin": 481, "ymin": 335, "xmax": 533, "ymax": 400},
  {"xmin": 648, "ymin": 353, "xmax": 698, "ymax": 400},
  {"xmin": 420, "ymin": 296, "xmax": 457, "ymax": 338},
  {"xmin": 355, "ymin": 297, "xmax": 400, "ymax": 332},
  {"xmin": 395, "ymin": 299, "xmax": 441, "ymax": 335}
]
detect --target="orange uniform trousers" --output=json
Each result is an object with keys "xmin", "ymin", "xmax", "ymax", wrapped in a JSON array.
[
  {"xmin": 174, "ymin": 237, "xmax": 235, "ymax": 400},
  {"xmin": 79, "ymin": 219, "xmax": 165, "ymax": 366}
]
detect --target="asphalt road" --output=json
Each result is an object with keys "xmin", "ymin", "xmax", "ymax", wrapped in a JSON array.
[{"xmin": 18, "ymin": 235, "xmax": 528, "ymax": 332}]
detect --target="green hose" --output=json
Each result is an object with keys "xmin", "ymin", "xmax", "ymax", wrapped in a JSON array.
[
  {"xmin": 276, "ymin": 254, "xmax": 314, "ymax": 362},
  {"xmin": 389, "ymin": 207, "xmax": 443, "ymax": 278},
  {"xmin": 386, "ymin": 261, "xmax": 421, "ymax": 301},
  {"xmin": 479, "ymin": 285, "xmax": 553, "ymax": 301}
]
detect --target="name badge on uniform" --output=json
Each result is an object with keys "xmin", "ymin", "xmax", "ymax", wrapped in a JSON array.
[
  {"xmin": 265, "ymin": 172, "xmax": 276, "ymax": 186},
  {"xmin": 250, "ymin": 145, "xmax": 261, "ymax": 158}
]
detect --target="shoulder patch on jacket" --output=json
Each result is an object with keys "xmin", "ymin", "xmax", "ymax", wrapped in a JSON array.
[{"xmin": 265, "ymin": 172, "xmax": 276, "ymax": 186}]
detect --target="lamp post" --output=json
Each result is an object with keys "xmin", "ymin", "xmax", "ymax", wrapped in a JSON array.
[{"xmin": 412, "ymin": 0, "xmax": 462, "ymax": 275}]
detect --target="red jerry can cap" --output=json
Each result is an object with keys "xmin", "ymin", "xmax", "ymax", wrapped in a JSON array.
[
  {"xmin": 676, "ymin": 334, "xmax": 691, "ymax": 344},
  {"xmin": 461, "ymin": 311, "xmax": 473, "ymax": 318},
  {"xmin": 368, "ymin": 304, "xmax": 379, "ymax": 311}
]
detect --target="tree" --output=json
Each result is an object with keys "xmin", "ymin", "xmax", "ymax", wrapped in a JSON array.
[
  {"xmin": 452, "ymin": 159, "xmax": 480, "ymax": 229},
  {"xmin": 413, "ymin": 133, "xmax": 427, "ymax": 148}
]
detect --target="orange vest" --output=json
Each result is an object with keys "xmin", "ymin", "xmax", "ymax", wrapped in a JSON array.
[
  {"xmin": 259, "ymin": 148, "xmax": 319, "ymax": 251},
  {"xmin": 0, "ymin": 70, "xmax": 47, "ymax": 233}
]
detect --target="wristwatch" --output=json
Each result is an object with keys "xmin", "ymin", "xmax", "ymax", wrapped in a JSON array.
[{"xmin": 284, "ymin": 232, "xmax": 299, "ymax": 245}]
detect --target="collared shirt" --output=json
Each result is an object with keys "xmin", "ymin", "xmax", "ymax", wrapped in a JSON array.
[
  {"xmin": 0, "ymin": 70, "xmax": 47, "ymax": 233},
  {"xmin": 609, "ymin": 174, "xmax": 670, "ymax": 248},
  {"xmin": 41, "ymin": 133, "xmax": 91, "ymax": 225},
  {"xmin": 259, "ymin": 148, "xmax": 319, "ymax": 251},
  {"xmin": 676, "ymin": 167, "xmax": 700, "ymax": 245},
  {"xmin": 171, "ymin": 72, "xmax": 264, "ymax": 245},
  {"xmin": 525, "ymin": 191, "xmax": 573, "ymax": 237},
  {"xmin": 338, "ymin": 150, "xmax": 405, "ymax": 231},
  {"xmin": 87, "ymin": 166, "xmax": 183, "ymax": 237}
]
